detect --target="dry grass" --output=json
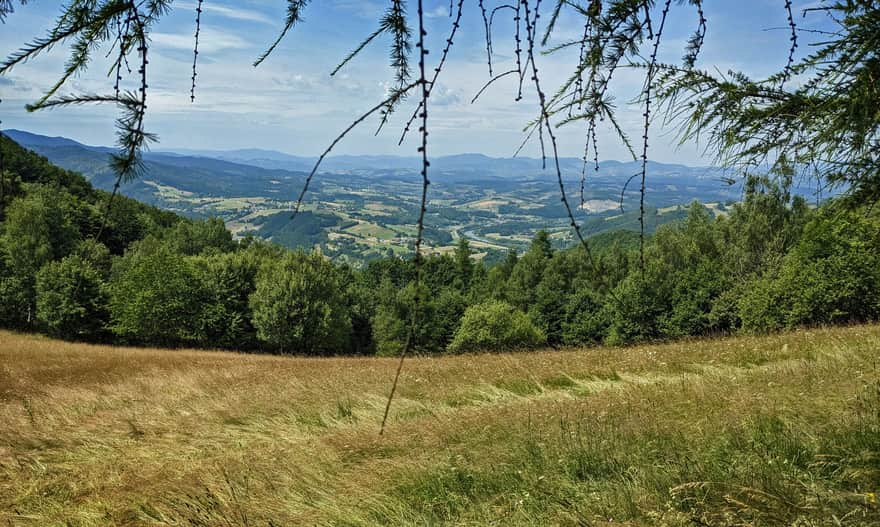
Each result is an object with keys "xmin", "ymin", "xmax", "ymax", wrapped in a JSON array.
[{"xmin": 1, "ymin": 326, "xmax": 879, "ymax": 525}]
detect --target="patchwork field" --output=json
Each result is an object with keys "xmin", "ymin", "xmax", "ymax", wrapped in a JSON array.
[{"xmin": 1, "ymin": 326, "xmax": 879, "ymax": 525}]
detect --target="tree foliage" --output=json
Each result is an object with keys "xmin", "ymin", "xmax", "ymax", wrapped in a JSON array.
[
  {"xmin": 108, "ymin": 241, "xmax": 209, "ymax": 346},
  {"xmin": 250, "ymin": 251, "xmax": 352, "ymax": 354},
  {"xmin": 448, "ymin": 300, "xmax": 545, "ymax": 354},
  {"xmin": 1, "ymin": 6, "xmax": 880, "ymax": 361},
  {"xmin": 36, "ymin": 254, "xmax": 109, "ymax": 340}
]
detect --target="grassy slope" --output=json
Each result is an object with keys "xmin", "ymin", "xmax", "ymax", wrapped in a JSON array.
[{"xmin": 1, "ymin": 327, "xmax": 878, "ymax": 526}]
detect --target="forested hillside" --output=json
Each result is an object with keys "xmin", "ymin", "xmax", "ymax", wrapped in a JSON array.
[{"xmin": 1, "ymin": 135, "xmax": 879, "ymax": 354}]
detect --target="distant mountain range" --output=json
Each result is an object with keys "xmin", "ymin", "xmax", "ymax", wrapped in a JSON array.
[
  {"xmin": 164, "ymin": 145, "xmax": 718, "ymax": 179},
  {"xmin": 3, "ymin": 128, "xmax": 726, "ymax": 183}
]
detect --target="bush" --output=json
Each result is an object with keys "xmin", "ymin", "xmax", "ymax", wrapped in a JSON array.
[
  {"xmin": 447, "ymin": 301, "xmax": 545, "ymax": 354},
  {"xmin": 562, "ymin": 289, "xmax": 610, "ymax": 346},
  {"xmin": 605, "ymin": 274, "xmax": 666, "ymax": 345}
]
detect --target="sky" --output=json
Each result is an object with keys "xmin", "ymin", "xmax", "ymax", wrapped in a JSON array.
[{"xmin": 0, "ymin": 1, "xmax": 829, "ymax": 164}]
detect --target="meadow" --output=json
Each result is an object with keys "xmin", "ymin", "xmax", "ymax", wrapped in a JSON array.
[{"xmin": 1, "ymin": 326, "xmax": 878, "ymax": 525}]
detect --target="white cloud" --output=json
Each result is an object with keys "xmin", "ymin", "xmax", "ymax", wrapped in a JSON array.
[
  {"xmin": 152, "ymin": 28, "xmax": 251, "ymax": 53},
  {"xmin": 175, "ymin": 1, "xmax": 275, "ymax": 25}
]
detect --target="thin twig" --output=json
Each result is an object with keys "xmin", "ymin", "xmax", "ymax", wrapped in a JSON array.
[{"xmin": 381, "ymin": 0, "xmax": 430, "ymax": 436}]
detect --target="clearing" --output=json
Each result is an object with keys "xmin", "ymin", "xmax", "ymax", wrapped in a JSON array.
[{"xmin": 1, "ymin": 326, "xmax": 878, "ymax": 525}]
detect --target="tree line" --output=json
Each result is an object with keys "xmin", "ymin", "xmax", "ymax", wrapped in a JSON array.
[{"xmin": 1, "ymin": 135, "xmax": 879, "ymax": 354}]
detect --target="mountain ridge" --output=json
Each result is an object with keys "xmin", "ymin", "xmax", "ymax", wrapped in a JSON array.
[{"xmin": 3, "ymin": 129, "xmax": 718, "ymax": 176}]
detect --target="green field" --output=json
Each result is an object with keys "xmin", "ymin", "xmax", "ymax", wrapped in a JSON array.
[{"xmin": 2, "ymin": 326, "xmax": 878, "ymax": 525}]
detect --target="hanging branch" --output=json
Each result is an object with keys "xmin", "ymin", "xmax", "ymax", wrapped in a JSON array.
[
  {"xmin": 479, "ymin": 0, "xmax": 493, "ymax": 76},
  {"xmin": 683, "ymin": 0, "xmax": 706, "ymax": 68},
  {"xmin": 96, "ymin": 0, "xmax": 151, "ymax": 242},
  {"xmin": 190, "ymin": 0, "xmax": 203, "ymax": 102},
  {"xmin": 398, "ymin": 0, "xmax": 463, "ymax": 145},
  {"xmin": 108, "ymin": 13, "xmax": 133, "ymax": 99},
  {"xmin": 373, "ymin": 0, "xmax": 414, "ymax": 135},
  {"xmin": 254, "ymin": 0, "xmax": 310, "ymax": 67},
  {"xmin": 514, "ymin": 1, "xmax": 525, "ymax": 100},
  {"xmin": 381, "ymin": 0, "xmax": 430, "ymax": 436},
  {"xmin": 570, "ymin": 17, "xmax": 591, "ymax": 118},
  {"xmin": 638, "ymin": 0, "xmax": 672, "ymax": 275},
  {"xmin": 521, "ymin": 0, "xmax": 601, "ymax": 278},
  {"xmin": 580, "ymin": 116, "xmax": 598, "ymax": 209},
  {"xmin": 470, "ymin": 69, "xmax": 519, "ymax": 104}
]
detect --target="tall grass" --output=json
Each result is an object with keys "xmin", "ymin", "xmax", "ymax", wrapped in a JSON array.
[{"xmin": 1, "ymin": 326, "xmax": 878, "ymax": 525}]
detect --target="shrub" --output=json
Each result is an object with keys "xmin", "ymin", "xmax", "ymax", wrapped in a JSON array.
[
  {"xmin": 740, "ymin": 209, "xmax": 880, "ymax": 331},
  {"xmin": 447, "ymin": 301, "xmax": 545, "ymax": 354}
]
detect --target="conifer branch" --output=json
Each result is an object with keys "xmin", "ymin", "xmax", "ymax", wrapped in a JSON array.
[
  {"xmin": 638, "ymin": 0, "xmax": 671, "ymax": 275},
  {"xmin": 398, "ymin": 0, "xmax": 463, "ymax": 145},
  {"xmin": 254, "ymin": 0, "xmax": 310, "ymax": 67}
]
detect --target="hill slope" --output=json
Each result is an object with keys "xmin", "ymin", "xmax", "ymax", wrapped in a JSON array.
[{"xmin": 1, "ymin": 326, "xmax": 878, "ymax": 525}]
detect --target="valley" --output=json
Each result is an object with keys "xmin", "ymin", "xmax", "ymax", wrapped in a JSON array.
[{"xmin": 4, "ymin": 129, "xmax": 762, "ymax": 263}]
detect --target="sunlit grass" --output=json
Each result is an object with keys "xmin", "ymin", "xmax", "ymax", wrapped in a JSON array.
[{"xmin": 1, "ymin": 326, "xmax": 878, "ymax": 525}]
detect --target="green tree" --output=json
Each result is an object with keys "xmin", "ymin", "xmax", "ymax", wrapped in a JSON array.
[
  {"xmin": 530, "ymin": 251, "xmax": 579, "ymax": 345},
  {"xmin": 531, "ymin": 230, "xmax": 554, "ymax": 259},
  {"xmin": 164, "ymin": 217, "xmax": 236, "ymax": 256},
  {"xmin": 373, "ymin": 281, "xmax": 467, "ymax": 355},
  {"xmin": 505, "ymin": 231, "xmax": 554, "ymax": 311},
  {"xmin": 193, "ymin": 249, "xmax": 262, "ymax": 350},
  {"xmin": 562, "ymin": 288, "xmax": 610, "ymax": 346},
  {"xmin": 740, "ymin": 207, "xmax": 880, "ymax": 331},
  {"xmin": 35, "ymin": 255, "xmax": 109, "ymax": 340},
  {"xmin": 372, "ymin": 278, "xmax": 410, "ymax": 357},
  {"xmin": 108, "ymin": 241, "xmax": 208, "ymax": 346},
  {"xmin": 338, "ymin": 263, "xmax": 376, "ymax": 355},
  {"xmin": 453, "ymin": 237, "xmax": 474, "ymax": 291},
  {"xmin": 250, "ymin": 251, "xmax": 351, "ymax": 354},
  {"xmin": 433, "ymin": 287, "xmax": 468, "ymax": 351},
  {"xmin": 0, "ymin": 237, "xmax": 31, "ymax": 329},
  {"xmin": 0, "ymin": 169, "xmax": 23, "ymax": 220},
  {"xmin": 0, "ymin": 187, "xmax": 79, "ymax": 325}
]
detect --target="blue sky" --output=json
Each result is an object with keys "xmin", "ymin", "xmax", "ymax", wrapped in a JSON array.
[{"xmin": 0, "ymin": 1, "xmax": 827, "ymax": 164}]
